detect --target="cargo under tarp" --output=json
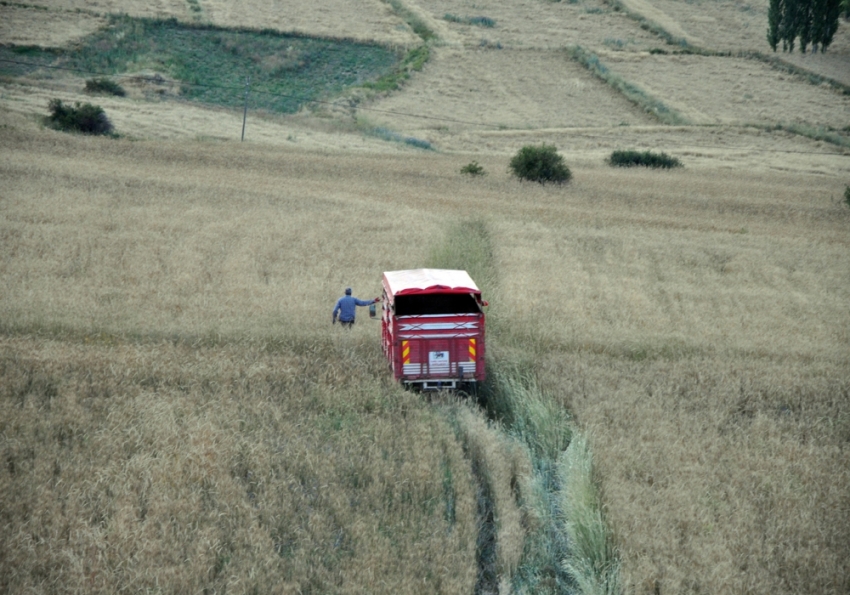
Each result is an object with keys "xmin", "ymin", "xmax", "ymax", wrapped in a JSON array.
[{"xmin": 382, "ymin": 269, "xmax": 481, "ymax": 297}]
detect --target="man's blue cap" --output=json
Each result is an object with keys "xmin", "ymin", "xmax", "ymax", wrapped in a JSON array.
[{"xmin": 345, "ymin": 287, "xmax": 352, "ymax": 295}]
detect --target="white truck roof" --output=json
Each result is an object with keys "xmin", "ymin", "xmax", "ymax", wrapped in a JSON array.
[{"xmin": 382, "ymin": 269, "xmax": 481, "ymax": 296}]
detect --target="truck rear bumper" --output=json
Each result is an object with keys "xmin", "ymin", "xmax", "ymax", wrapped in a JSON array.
[{"xmin": 403, "ymin": 378, "xmax": 478, "ymax": 391}]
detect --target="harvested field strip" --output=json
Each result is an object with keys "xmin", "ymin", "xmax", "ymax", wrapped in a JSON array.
[
  {"xmin": 567, "ymin": 46, "xmax": 689, "ymax": 126},
  {"xmin": 755, "ymin": 122, "xmax": 850, "ymax": 148},
  {"xmin": 602, "ymin": 0, "xmax": 850, "ymax": 95},
  {"xmin": 604, "ymin": 53, "xmax": 849, "ymax": 128}
]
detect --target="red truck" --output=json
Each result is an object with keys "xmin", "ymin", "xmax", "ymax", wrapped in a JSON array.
[{"xmin": 381, "ymin": 269, "xmax": 487, "ymax": 390}]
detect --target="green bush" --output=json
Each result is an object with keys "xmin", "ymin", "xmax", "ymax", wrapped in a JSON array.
[
  {"xmin": 461, "ymin": 161, "xmax": 485, "ymax": 176},
  {"xmin": 444, "ymin": 14, "xmax": 496, "ymax": 27},
  {"xmin": 844, "ymin": 185, "xmax": 850, "ymax": 208},
  {"xmin": 47, "ymin": 99, "xmax": 114, "ymax": 135},
  {"xmin": 84, "ymin": 77, "xmax": 126, "ymax": 96},
  {"xmin": 509, "ymin": 144, "xmax": 572, "ymax": 184},
  {"xmin": 608, "ymin": 149, "xmax": 682, "ymax": 169}
]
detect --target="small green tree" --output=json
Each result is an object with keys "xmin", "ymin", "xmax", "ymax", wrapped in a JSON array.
[
  {"xmin": 461, "ymin": 161, "xmax": 486, "ymax": 176},
  {"xmin": 47, "ymin": 99, "xmax": 114, "ymax": 135},
  {"xmin": 844, "ymin": 185, "xmax": 850, "ymax": 209},
  {"xmin": 509, "ymin": 144, "xmax": 572, "ymax": 184}
]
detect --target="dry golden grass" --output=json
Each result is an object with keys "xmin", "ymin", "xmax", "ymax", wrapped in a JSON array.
[
  {"xmin": 363, "ymin": 47, "xmax": 658, "ymax": 131},
  {"xmin": 418, "ymin": 0, "xmax": 662, "ymax": 50},
  {"xmin": 2, "ymin": 0, "xmax": 850, "ymax": 592},
  {"xmin": 9, "ymin": 0, "xmax": 417, "ymax": 46},
  {"xmin": 0, "ymin": 5, "xmax": 106, "ymax": 47},
  {"xmin": 0, "ymin": 335, "xmax": 480, "ymax": 594},
  {"xmin": 558, "ymin": 356, "xmax": 850, "ymax": 594},
  {"xmin": 603, "ymin": 53, "xmax": 850, "ymax": 126},
  {"xmin": 2, "ymin": 121, "xmax": 848, "ymax": 594},
  {"xmin": 453, "ymin": 407, "xmax": 531, "ymax": 589},
  {"xmin": 631, "ymin": 0, "xmax": 849, "ymax": 54},
  {"xmin": 482, "ymin": 168, "xmax": 850, "ymax": 593},
  {"xmin": 615, "ymin": 0, "xmax": 850, "ymax": 85}
]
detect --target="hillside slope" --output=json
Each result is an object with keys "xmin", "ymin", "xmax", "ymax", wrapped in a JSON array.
[{"xmin": 1, "ymin": 2, "xmax": 849, "ymax": 595}]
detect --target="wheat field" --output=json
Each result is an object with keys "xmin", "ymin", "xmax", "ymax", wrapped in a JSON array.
[
  {"xmin": 2, "ymin": 0, "xmax": 850, "ymax": 593},
  {"xmin": 2, "ymin": 118, "xmax": 848, "ymax": 593}
]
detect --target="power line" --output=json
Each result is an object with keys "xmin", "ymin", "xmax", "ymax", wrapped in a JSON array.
[{"xmin": 0, "ymin": 56, "xmax": 493, "ymax": 128}]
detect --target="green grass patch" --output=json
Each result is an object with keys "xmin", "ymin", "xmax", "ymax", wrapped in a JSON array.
[
  {"xmin": 362, "ymin": 44, "xmax": 430, "ymax": 92},
  {"xmin": 461, "ymin": 161, "xmax": 486, "ymax": 176},
  {"xmin": 478, "ymin": 365, "xmax": 576, "ymax": 594},
  {"xmin": 444, "ymin": 13, "xmax": 496, "ymax": 27},
  {"xmin": 366, "ymin": 126, "xmax": 433, "ymax": 150},
  {"xmin": 483, "ymin": 366, "xmax": 572, "ymax": 463},
  {"xmin": 2, "ymin": 16, "xmax": 400, "ymax": 114},
  {"xmin": 427, "ymin": 220, "xmax": 621, "ymax": 595},
  {"xmin": 427, "ymin": 218, "xmax": 497, "ymax": 296},
  {"xmin": 558, "ymin": 432, "xmax": 622, "ymax": 595},
  {"xmin": 0, "ymin": 45, "xmax": 61, "ymax": 77},
  {"xmin": 567, "ymin": 46, "xmax": 689, "ymax": 125},
  {"xmin": 608, "ymin": 149, "xmax": 682, "ymax": 168},
  {"xmin": 386, "ymin": 0, "xmax": 437, "ymax": 41}
]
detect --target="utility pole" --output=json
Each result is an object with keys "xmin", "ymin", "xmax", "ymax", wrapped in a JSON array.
[{"xmin": 241, "ymin": 76, "xmax": 250, "ymax": 142}]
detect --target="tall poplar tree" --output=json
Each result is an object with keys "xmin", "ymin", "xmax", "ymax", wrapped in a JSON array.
[
  {"xmin": 811, "ymin": 0, "xmax": 826, "ymax": 51},
  {"xmin": 799, "ymin": 0, "xmax": 813, "ymax": 51},
  {"xmin": 781, "ymin": 0, "xmax": 799, "ymax": 50},
  {"xmin": 768, "ymin": 0, "xmax": 784, "ymax": 50},
  {"xmin": 820, "ymin": 0, "xmax": 841, "ymax": 51},
  {"xmin": 768, "ymin": 0, "xmax": 842, "ymax": 52}
]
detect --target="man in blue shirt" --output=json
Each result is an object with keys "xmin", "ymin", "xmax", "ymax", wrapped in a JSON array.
[{"xmin": 333, "ymin": 288, "xmax": 379, "ymax": 327}]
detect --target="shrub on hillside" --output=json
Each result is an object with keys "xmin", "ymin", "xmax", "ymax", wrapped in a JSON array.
[
  {"xmin": 509, "ymin": 144, "xmax": 572, "ymax": 184},
  {"xmin": 608, "ymin": 149, "xmax": 682, "ymax": 169},
  {"xmin": 844, "ymin": 185, "xmax": 850, "ymax": 208},
  {"xmin": 444, "ymin": 13, "xmax": 496, "ymax": 27},
  {"xmin": 461, "ymin": 161, "xmax": 486, "ymax": 176},
  {"xmin": 85, "ymin": 77, "xmax": 126, "ymax": 97},
  {"xmin": 47, "ymin": 99, "xmax": 114, "ymax": 136}
]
